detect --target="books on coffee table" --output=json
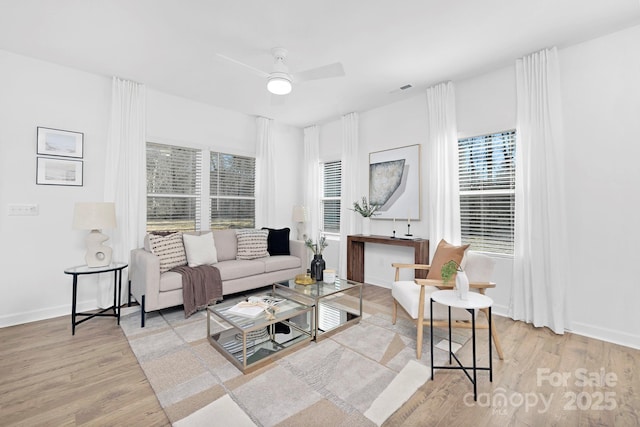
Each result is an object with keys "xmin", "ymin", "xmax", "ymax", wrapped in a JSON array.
[{"xmin": 227, "ymin": 303, "xmax": 265, "ymax": 318}]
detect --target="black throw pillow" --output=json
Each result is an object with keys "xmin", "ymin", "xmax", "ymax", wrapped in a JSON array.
[{"xmin": 262, "ymin": 227, "xmax": 290, "ymax": 256}]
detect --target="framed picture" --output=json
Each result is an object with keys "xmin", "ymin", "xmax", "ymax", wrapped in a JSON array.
[
  {"xmin": 36, "ymin": 157, "xmax": 83, "ymax": 186},
  {"xmin": 37, "ymin": 127, "xmax": 84, "ymax": 158},
  {"xmin": 369, "ymin": 144, "xmax": 421, "ymax": 220}
]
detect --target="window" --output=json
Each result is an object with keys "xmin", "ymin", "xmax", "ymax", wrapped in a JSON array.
[
  {"xmin": 320, "ymin": 160, "xmax": 342, "ymax": 233},
  {"xmin": 146, "ymin": 142, "xmax": 202, "ymax": 232},
  {"xmin": 458, "ymin": 130, "xmax": 516, "ymax": 254},
  {"xmin": 210, "ymin": 152, "xmax": 256, "ymax": 229}
]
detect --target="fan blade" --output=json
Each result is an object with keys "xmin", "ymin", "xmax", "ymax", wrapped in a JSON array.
[
  {"xmin": 293, "ymin": 62, "xmax": 345, "ymax": 82},
  {"xmin": 216, "ymin": 53, "xmax": 270, "ymax": 78}
]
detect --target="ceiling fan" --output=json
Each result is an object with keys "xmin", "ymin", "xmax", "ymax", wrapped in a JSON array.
[{"xmin": 217, "ymin": 47, "xmax": 345, "ymax": 96}]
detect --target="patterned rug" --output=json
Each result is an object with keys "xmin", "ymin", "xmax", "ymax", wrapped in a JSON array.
[{"xmin": 120, "ymin": 295, "xmax": 470, "ymax": 426}]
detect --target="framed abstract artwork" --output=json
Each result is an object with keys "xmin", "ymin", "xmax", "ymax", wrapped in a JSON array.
[{"xmin": 368, "ymin": 144, "xmax": 421, "ymax": 220}]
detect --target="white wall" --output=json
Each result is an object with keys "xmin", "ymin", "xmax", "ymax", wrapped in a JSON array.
[
  {"xmin": 0, "ymin": 50, "xmax": 302, "ymax": 327},
  {"xmin": 319, "ymin": 24, "xmax": 640, "ymax": 348}
]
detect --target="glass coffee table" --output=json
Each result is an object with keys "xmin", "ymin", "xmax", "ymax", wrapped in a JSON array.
[
  {"xmin": 273, "ymin": 277, "xmax": 363, "ymax": 340},
  {"xmin": 207, "ymin": 293, "xmax": 313, "ymax": 373}
]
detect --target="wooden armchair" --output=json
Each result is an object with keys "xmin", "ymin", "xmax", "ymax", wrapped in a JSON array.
[{"xmin": 391, "ymin": 251, "xmax": 504, "ymax": 360}]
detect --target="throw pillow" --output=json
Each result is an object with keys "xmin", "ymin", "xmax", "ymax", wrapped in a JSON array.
[
  {"xmin": 262, "ymin": 227, "xmax": 290, "ymax": 256},
  {"xmin": 147, "ymin": 232, "xmax": 187, "ymax": 273},
  {"xmin": 183, "ymin": 232, "xmax": 218, "ymax": 267},
  {"xmin": 426, "ymin": 239, "xmax": 470, "ymax": 280},
  {"xmin": 236, "ymin": 229, "xmax": 269, "ymax": 260}
]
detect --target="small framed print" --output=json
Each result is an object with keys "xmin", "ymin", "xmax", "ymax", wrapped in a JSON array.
[
  {"xmin": 37, "ymin": 127, "xmax": 84, "ymax": 158},
  {"xmin": 36, "ymin": 157, "xmax": 83, "ymax": 186}
]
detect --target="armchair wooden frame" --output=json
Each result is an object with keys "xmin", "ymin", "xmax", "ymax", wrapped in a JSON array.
[{"xmin": 392, "ymin": 263, "xmax": 504, "ymax": 360}]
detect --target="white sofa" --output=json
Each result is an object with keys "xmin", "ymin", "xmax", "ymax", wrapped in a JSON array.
[{"xmin": 129, "ymin": 229, "xmax": 306, "ymax": 326}]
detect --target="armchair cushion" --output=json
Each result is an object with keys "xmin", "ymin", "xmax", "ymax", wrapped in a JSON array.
[
  {"xmin": 148, "ymin": 232, "xmax": 187, "ymax": 273},
  {"xmin": 183, "ymin": 232, "xmax": 218, "ymax": 267},
  {"xmin": 426, "ymin": 239, "xmax": 469, "ymax": 280},
  {"xmin": 392, "ymin": 280, "xmax": 473, "ymax": 321}
]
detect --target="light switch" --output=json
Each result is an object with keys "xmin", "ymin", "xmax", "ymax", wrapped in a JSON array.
[{"xmin": 7, "ymin": 204, "xmax": 39, "ymax": 216}]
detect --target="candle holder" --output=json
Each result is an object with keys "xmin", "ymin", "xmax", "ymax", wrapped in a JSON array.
[{"xmin": 405, "ymin": 224, "xmax": 413, "ymax": 237}]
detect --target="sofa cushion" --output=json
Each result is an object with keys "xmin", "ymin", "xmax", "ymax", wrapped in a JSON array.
[
  {"xmin": 212, "ymin": 229, "xmax": 238, "ymax": 261},
  {"xmin": 183, "ymin": 232, "xmax": 218, "ymax": 266},
  {"xmin": 236, "ymin": 229, "xmax": 269, "ymax": 260},
  {"xmin": 262, "ymin": 227, "xmax": 291, "ymax": 256},
  {"xmin": 426, "ymin": 239, "xmax": 470, "ymax": 280},
  {"xmin": 263, "ymin": 255, "xmax": 301, "ymax": 273},
  {"xmin": 215, "ymin": 259, "xmax": 265, "ymax": 281},
  {"xmin": 147, "ymin": 232, "xmax": 187, "ymax": 273}
]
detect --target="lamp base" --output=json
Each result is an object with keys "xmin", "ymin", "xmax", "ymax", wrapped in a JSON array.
[{"xmin": 85, "ymin": 230, "xmax": 113, "ymax": 267}]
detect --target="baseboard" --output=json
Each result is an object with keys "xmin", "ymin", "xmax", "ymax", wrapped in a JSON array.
[
  {"xmin": 568, "ymin": 322, "xmax": 640, "ymax": 350},
  {"xmin": 0, "ymin": 299, "xmax": 98, "ymax": 328}
]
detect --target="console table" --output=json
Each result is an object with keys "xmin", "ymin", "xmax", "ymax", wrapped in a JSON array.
[{"xmin": 346, "ymin": 235, "xmax": 430, "ymax": 282}]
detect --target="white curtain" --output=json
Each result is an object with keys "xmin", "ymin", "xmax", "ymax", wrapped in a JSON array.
[
  {"xmin": 255, "ymin": 116, "xmax": 275, "ymax": 228},
  {"xmin": 510, "ymin": 47, "xmax": 569, "ymax": 334},
  {"xmin": 426, "ymin": 81, "xmax": 461, "ymax": 260},
  {"xmin": 102, "ymin": 77, "xmax": 146, "ymax": 307},
  {"xmin": 303, "ymin": 125, "xmax": 320, "ymax": 241},
  {"xmin": 339, "ymin": 112, "xmax": 359, "ymax": 278}
]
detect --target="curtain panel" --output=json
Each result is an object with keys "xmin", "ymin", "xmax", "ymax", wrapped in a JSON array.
[
  {"xmin": 102, "ymin": 77, "xmax": 146, "ymax": 307},
  {"xmin": 339, "ymin": 112, "xmax": 359, "ymax": 278},
  {"xmin": 303, "ymin": 125, "xmax": 320, "ymax": 242},
  {"xmin": 511, "ymin": 47, "xmax": 569, "ymax": 334},
  {"xmin": 255, "ymin": 116, "xmax": 275, "ymax": 228},
  {"xmin": 426, "ymin": 81, "xmax": 462, "ymax": 261}
]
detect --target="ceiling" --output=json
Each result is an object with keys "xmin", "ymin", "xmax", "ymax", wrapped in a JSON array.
[{"xmin": 1, "ymin": 0, "xmax": 639, "ymax": 128}]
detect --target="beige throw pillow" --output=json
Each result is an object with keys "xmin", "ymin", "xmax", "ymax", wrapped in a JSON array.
[
  {"xmin": 147, "ymin": 232, "xmax": 187, "ymax": 273},
  {"xmin": 236, "ymin": 229, "xmax": 269, "ymax": 260}
]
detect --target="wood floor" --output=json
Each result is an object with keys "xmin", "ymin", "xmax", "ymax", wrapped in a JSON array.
[{"xmin": 1, "ymin": 285, "xmax": 638, "ymax": 426}]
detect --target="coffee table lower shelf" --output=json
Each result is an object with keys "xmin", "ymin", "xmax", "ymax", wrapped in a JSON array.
[{"xmin": 207, "ymin": 299, "xmax": 313, "ymax": 373}]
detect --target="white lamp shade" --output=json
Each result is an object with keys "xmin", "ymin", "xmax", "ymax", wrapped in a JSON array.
[
  {"xmin": 73, "ymin": 202, "xmax": 116, "ymax": 230},
  {"xmin": 292, "ymin": 205, "xmax": 308, "ymax": 222}
]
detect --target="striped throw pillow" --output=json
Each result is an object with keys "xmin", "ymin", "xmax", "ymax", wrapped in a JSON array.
[
  {"xmin": 236, "ymin": 229, "xmax": 269, "ymax": 260},
  {"xmin": 148, "ymin": 232, "xmax": 187, "ymax": 273}
]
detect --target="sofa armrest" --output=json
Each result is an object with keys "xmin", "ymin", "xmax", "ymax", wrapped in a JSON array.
[
  {"xmin": 289, "ymin": 240, "xmax": 307, "ymax": 271},
  {"xmin": 129, "ymin": 248, "xmax": 161, "ymax": 305}
]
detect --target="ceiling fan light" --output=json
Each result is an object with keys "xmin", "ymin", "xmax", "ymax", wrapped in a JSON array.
[{"xmin": 267, "ymin": 74, "xmax": 292, "ymax": 95}]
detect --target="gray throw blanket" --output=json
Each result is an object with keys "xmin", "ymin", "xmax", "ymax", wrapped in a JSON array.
[{"xmin": 171, "ymin": 265, "xmax": 223, "ymax": 318}]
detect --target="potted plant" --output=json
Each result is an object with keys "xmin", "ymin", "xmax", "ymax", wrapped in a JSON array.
[
  {"xmin": 304, "ymin": 234, "xmax": 328, "ymax": 281},
  {"xmin": 350, "ymin": 196, "xmax": 380, "ymax": 236},
  {"xmin": 441, "ymin": 259, "xmax": 469, "ymax": 300}
]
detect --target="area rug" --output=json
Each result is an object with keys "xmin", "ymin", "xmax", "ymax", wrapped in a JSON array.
[{"xmin": 120, "ymin": 295, "xmax": 470, "ymax": 427}]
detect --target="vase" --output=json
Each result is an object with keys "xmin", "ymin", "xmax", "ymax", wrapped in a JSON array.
[
  {"xmin": 456, "ymin": 270, "xmax": 469, "ymax": 300},
  {"xmin": 362, "ymin": 217, "xmax": 371, "ymax": 236},
  {"xmin": 310, "ymin": 254, "xmax": 326, "ymax": 281}
]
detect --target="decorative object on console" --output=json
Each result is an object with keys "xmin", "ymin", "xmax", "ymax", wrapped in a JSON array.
[
  {"xmin": 291, "ymin": 206, "xmax": 308, "ymax": 240},
  {"xmin": 351, "ymin": 196, "xmax": 379, "ymax": 236},
  {"xmin": 72, "ymin": 202, "xmax": 117, "ymax": 267}
]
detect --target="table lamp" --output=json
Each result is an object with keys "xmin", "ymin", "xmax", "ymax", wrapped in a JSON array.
[
  {"xmin": 292, "ymin": 205, "xmax": 307, "ymax": 240},
  {"xmin": 73, "ymin": 202, "xmax": 117, "ymax": 267}
]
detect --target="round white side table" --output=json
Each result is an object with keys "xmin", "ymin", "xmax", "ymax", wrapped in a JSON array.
[{"xmin": 430, "ymin": 289, "xmax": 493, "ymax": 401}]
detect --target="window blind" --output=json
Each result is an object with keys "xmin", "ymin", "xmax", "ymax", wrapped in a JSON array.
[
  {"xmin": 321, "ymin": 160, "xmax": 341, "ymax": 233},
  {"xmin": 458, "ymin": 130, "xmax": 516, "ymax": 254},
  {"xmin": 210, "ymin": 152, "xmax": 256, "ymax": 229},
  {"xmin": 146, "ymin": 142, "xmax": 202, "ymax": 232}
]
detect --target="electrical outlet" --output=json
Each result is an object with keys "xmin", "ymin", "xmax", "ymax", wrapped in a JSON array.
[{"xmin": 7, "ymin": 204, "xmax": 39, "ymax": 216}]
